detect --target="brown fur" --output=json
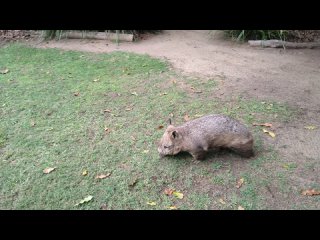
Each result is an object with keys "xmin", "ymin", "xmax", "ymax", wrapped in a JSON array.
[{"xmin": 157, "ymin": 114, "xmax": 254, "ymax": 161}]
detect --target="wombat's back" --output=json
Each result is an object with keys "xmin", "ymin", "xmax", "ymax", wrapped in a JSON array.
[{"xmin": 178, "ymin": 114, "xmax": 251, "ymax": 138}]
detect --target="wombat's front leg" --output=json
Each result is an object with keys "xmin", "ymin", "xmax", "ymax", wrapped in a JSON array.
[{"xmin": 190, "ymin": 151, "xmax": 206, "ymax": 162}]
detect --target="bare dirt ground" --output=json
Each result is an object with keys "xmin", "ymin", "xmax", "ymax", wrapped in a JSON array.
[{"xmin": 31, "ymin": 30, "xmax": 320, "ymax": 209}]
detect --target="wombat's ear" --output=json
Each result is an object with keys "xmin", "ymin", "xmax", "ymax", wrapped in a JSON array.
[{"xmin": 168, "ymin": 118, "xmax": 172, "ymax": 125}]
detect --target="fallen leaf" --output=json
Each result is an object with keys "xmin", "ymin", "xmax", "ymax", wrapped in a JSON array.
[
  {"xmin": 169, "ymin": 113, "xmax": 174, "ymax": 118},
  {"xmin": 253, "ymin": 123, "xmax": 273, "ymax": 127},
  {"xmin": 82, "ymin": 170, "xmax": 88, "ymax": 176},
  {"xmin": 75, "ymin": 195, "xmax": 93, "ymax": 206},
  {"xmin": 190, "ymin": 87, "xmax": 195, "ymax": 90},
  {"xmin": 157, "ymin": 125, "xmax": 164, "ymax": 130},
  {"xmin": 74, "ymin": 92, "xmax": 80, "ymax": 96},
  {"xmin": 172, "ymin": 191, "xmax": 184, "ymax": 199},
  {"xmin": 143, "ymin": 150, "xmax": 149, "ymax": 154},
  {"xmin": 131, "ymin": 136, "xmax": 136, "ymax": 141},
  {"xmin": 304, "ymin": 125, "xmax": 317, "ymax": 130},
  {"xmin": 194, "ymin": 114, "xmax": 203, "ymax": 118},
  {"xmin": 129, "ymin": 178, "xmax": 139, "ymax": 187},
  {"xmin": 0, "ymin": 69, "xmax": 9, "ymax": 74},
  {"xmin": 168, "ymin": 206, "xmax": 178, "ymax": 210},
  {"xmin": 93, "ymin": 78, "xmax": 100, "ymax": 82},
  {"xmin": 164, "ymin": 188, "xmax": 174, "ymax": 196},
  {"xmin": 238, "ymin": 206, "xmax": 245, "ymax": 210},
  {"xmin": 263, "ymin": 129, "xmax": 276, "ymax": 138},
  {"xmin": 100, "ymin": 204, "xmax": 108, "ymax": 210},
  {"xmin": 146, "ymin": 201, "xmax": 156, "ymax": 206},
  {"xmin": 96, "ymin": 173, "xmax": 111, "ymax": 179},
  {"xmin": 194, "ymin": 90, "xmax": 202, "ymax": 93},
  {"xmin": 172, "ymin": 79, "xmax": 177, "ymax": 84},
  {"xmin": 30, "ymin": 121, "xmax": 36, "ymax": 127},
  {"xmin": 104, "ymin": 127, "xmax": 110, "ymax": 132},
  {"xmin": 266, "ymin": 104, "xmax": 273, "ymax": 110},
  {"xmin": 236, "ymin": 178, "xmax": 244, "ymax": 189},
  {"xmin": 104, "ymin": 109, "xmax": 111, "ymax": 113},
  {"xmin": 125, "ymin": 108, "xmax": 132, "ymax": 111},
  {"xmin": 43, "ymin": 167, "xmax": 56, "ymax": 174},
  {"xmin": 218, "ymin": 198, "xmax": 226, "ymax": 205},
  {"xmin": 131, "ymin": 92, "xmax": 138, "ymax": 96},
  {"xmin": 184, "ymin": 114, "xmax": 190, "ymax": 122},
  {"xmin": 161, "ymin": 92, "xmax": 168, "ymax": 96},
  {"xmin": 301, "ymin": 189, "xmax": 320, "ymax": 196},
  {"xmin": 282, "ymin": 164, "xmax": 289, "ymax": 169}
]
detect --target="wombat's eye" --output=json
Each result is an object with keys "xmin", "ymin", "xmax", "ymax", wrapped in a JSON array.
[{"xmin": 164, "ymin": 145, "xmax": 169, "ymax": 149}]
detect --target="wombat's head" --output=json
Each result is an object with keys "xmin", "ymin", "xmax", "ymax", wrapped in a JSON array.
[{"xmin": 157, "ymin": 119, "xmax": 182, "ymax": 158}]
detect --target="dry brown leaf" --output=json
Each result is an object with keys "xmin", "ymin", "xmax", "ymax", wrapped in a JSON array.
[
  {"xmin": 253, "ymin": 123, "xmax": 273, "ymax": 127},
  {"xmin": 143, "ymin": 150, "xmax": 149, "ymax": 154},
  {"xmin": 161, "ymin": 92, "xmax": 168, "ymax": 96},
  {"xmin": 238, "ymin": 206, "xmax": 245, "ymax": 210},
  {"xmin": 172, "ymin": 79, "xmax": 177, "ymax": 84},
  {"xmin": 93, "ymin": 78, "xmax": 100, "ymax": 82},
  {"xmin": 104, "ymin": 109, "xmax": 111, "ymax": 113},
  {"xmin": 125, "ymin": 108, "xmax": 132, "ymax": 111},
  {"xmin": 218, "ymin": 198, "xmax": 226, "ymax": 205},
  {"xmin": 263, "ymin": 129, "xmax": 276, "ymax": 138},
  {"xmin": 131, "ymin": 92, "xmax": 138, "ymax": 96},
  {"xmin": 30, "ymin": 121, "xmax": 36, "ymax": 127},
  {"xmin": 301, "ymin": 189, "xmax": 320, "ymax": 196},
  {"xmin": 146, "ymin": 201, "xmax": 156, "ymax": 206},
  {"xmin": 43, "ymin": 167, "xmax": 56, "ymax": 174},
  {"xmin": 184, "ymin": 114, "xmax": 190, "ymax": 122},
  {"xmin": 130, "ymin": 136, "xmax": 136, "ymax": 141},
  {"xmin": 169, "ymin": 113, "xmax": 174, "ymax": 118},
  {"xmin": 82, "ymin": 170, "xmax": 88, "ymax": 176},
  {"xmin": 304, "ymin": 125, "xmax": 317, "ymax": 130},
  {"xmin": 164, "ymin": 188, "xmax": 175, "ymax": 196},
  {"xmin": 75, "ymin": 195, "xmax": 93, "ymax": 206},
  {"xmin": 0, "ymin": 69, "xmax": 9, "ymax": 74},
  {"xmin": 236, "ymin": 178, "xmax": 244, "ymax": 189},
  {"xmin": 129, "ymin": 178, "xmax": 139, "ymax": 187},
  {"xmin": 96, "ymin": 173, "xmax": 111, "ymax": 179},
  {"xmin": 100, "ymin": 204, "xmax": 108, "ymax": 210},
  {"xmin": 172, "ymin": 191, "xmax": 184, "ymax": 199},
  {"xmin": 190, "ymin": 87, "xmax": 195, "ymax": 90},
  {"xmin": 74, "ymin": 92, "xmax": 80, "ymax": 96},
  {"xmin": 157, "ymin": 125, "xmax": 164, "ymax": 130},
  {"xmin": 168, "ymin": 206, "xmax": 178, "ymax": 210},
  {"xmin": 104, "ymin": 127, "xmax": 110, "ymax": 133}
]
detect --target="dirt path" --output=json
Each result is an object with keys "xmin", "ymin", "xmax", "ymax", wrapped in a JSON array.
[{"xmin": 33, "ymin": 30, "xmax": 320, "ymax": 208}]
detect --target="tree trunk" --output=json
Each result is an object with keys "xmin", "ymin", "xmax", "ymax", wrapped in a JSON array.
[
  {"xmin": 248, "ymin": 40, "xmax": 320, "ymax": 49},
  {"xmin": 63, "ymin": 31, "xmax": 134, "ymax": 42}
]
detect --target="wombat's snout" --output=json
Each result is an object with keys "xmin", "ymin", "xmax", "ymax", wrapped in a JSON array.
[{"xmin": 158, "ymin": 148, "xmax": 165, "ymax": 158}]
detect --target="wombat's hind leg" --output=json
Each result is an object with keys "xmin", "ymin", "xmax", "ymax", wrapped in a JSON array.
[{"xmin": 235, "ymin": 149, "xmax": 254, "ymax": 158}]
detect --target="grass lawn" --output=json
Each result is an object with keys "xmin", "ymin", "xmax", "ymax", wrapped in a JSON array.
[{"xmin": 0, "ymin": 44, "xmax": 299, "ymax": 209}]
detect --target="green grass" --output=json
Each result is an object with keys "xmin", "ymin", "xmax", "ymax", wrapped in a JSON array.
[{"xmin": 0, "ymin": 44, "xmax": 300, "ymax": 209}]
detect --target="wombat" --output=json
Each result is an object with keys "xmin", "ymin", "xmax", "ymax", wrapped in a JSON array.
[{"xmin": 157, "ymin": 114, "xmax": 254, "ymax": 161}]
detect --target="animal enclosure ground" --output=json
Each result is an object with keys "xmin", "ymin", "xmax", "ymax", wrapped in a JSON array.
[{"xmin": 0, "ymin": 42, "xmax": 319, "ymax": 209}]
